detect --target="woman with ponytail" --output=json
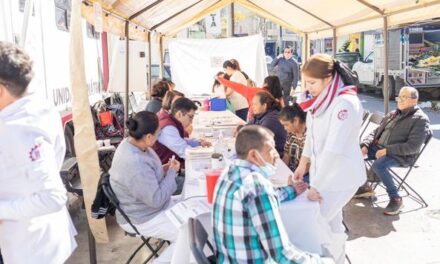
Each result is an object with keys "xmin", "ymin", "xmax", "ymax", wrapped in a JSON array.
[
  {"xmin": 293, "ymin": 54, "xmax": 366, "ymax": 263},
  {"xmin": 248, "ymin": 91, "xmax": 287, "ymax": 157},
  {"xmin": 109, "ymin": 111, "xmax": 181, "ymax": 241}
]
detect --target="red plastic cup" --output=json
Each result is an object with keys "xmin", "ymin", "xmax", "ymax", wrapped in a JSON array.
[{"xmin": 205, "ymin": 169, "xmax": 221, "ymax": 204}]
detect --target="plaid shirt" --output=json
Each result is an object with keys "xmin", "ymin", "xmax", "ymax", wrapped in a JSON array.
[
  {"xmin": 284, "ymin": 132, "xmax": 306, "ymax": 172},
  {"xmin": 212, "ymin": 159, "xmax": 324, "ymax": 263}
]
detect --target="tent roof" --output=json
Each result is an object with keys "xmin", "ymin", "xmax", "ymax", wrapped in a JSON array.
[{"xmin": 81, "ymin": 0, "xmax": 440, "ymax": 41}]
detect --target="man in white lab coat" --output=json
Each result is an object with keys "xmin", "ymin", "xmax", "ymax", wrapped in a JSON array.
[{"xmin": 0, "ymin": 42, "xmax": 77, "ymax": 263}]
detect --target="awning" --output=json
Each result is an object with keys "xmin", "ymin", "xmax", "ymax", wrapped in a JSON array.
[{"xmin": 81, "ymin": 0, "xmax": 440, "ymax": 41}]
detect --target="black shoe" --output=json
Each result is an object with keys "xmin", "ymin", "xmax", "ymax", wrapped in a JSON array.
[
  {"xmin": 384, "ymin": 197, "xmax": 403, "ymax": 215},
  {"xmin": 353, "ymin": 185, "xmax": 375, "ymax": 198}
]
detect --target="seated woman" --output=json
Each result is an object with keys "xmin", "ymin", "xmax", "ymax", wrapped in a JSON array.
[
  {"xmin": 279, "ymin": 104, "xmax": 309, "ymax": 182},
  {"xmin": 109, "ymin": 111, "xmax": 181, "ymax": 242},
  {"xmin": 145, "ymin": 81, "xmax": 169, "ymax": 113},
  {"xmin": 248, "ymin": 91, "xmax": 287, "ymax": 157},
  {"xmin": 160, "ymin": 90, "xmax": 185, "ymax": 113}
]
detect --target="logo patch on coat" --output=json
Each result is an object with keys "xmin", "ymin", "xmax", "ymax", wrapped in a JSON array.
[
  {"xmin": 29, "ymin": 144, "xmax": 42, "ymax": 161},
  {"xmin": 337, "ymin": 109, "xmax": 348, "ymax": 120}
]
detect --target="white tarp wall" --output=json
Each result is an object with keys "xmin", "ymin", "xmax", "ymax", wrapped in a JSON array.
[
  {"xmin": 169, "ymin": 34, "xmax": 267, "ymax": 95},
  {"xmin": 108, "ymin": 40, "xmax": 148, "ymax": 93}
]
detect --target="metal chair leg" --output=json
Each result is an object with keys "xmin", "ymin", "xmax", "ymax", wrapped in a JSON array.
[{"xmin": 88, "ymin": 226, "xmax": 97, "ymax": 264}]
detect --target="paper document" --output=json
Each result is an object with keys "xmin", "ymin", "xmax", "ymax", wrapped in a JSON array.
[{"xmin": 165, "ymin": 198, "xmax": 211, "ymax": 228}]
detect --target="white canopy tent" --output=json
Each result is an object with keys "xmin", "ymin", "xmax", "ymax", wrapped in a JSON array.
[
  {"xmin": 70, "ymin": 0, "xmax": 440, "ymax": 250},
  {"xmin": 80, "ymin": 0, "xmax": 440, "ymax": 114}
]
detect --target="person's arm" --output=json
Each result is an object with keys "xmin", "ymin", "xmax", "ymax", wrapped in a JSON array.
[
  {"xmin": 386, "ymin": 117, "xmax": 430, "ymax": 156},
  {"xmin": 270, "ymin": 56, "xmax": 281, "ymax": 69},
  {"xmin": 218, "ymin": 77, "xmax": 256, "ymax": 99},
  {"xmin": 129, "ymin": 160, "xmax": 177, "ymax": 209},
  {"xmin": 0, "ymin": 139, "xmax": 67, "ymax": 220},
  {"xmin": 291, "ymin": 60, "xmax": 299, "ymax": 90},
  {"xmin": 275, "ymin": 185, "xmax": 296, "ymax": 202},
  {"xmin": 245, "ymin": 186, "xmax": 325, "ymax": 263},
  {"xmin": 158, "ymin": 126, "xmax": 197, "ymax": 158}
]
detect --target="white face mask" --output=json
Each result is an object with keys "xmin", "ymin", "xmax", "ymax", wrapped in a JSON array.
[{"xmin": 256, "ymin": 151, "xmax": 276, "ymax": 178}]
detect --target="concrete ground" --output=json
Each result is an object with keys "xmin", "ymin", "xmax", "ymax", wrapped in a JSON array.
[{"xmin": 66, "ymin": 93, "xmax": 440, "ymax": 264}]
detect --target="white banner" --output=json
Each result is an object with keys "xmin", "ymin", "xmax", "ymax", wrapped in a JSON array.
[
  {"xmin": 205, "ymin": 11, "xmax": 221, "ymax": 35},
  {"xmin": 169, "ymin": 34, "xmax": 268, "ymax": 96}
]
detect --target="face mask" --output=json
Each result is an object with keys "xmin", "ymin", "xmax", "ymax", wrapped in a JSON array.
[{"xmin": 256, "ymin": 151, "xmax": 276, "ymax": 178}]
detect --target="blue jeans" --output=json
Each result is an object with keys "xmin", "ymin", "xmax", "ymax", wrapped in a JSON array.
[{"xmin": 367, "ymin": 145, "xmax": 401, "ymax": 199}]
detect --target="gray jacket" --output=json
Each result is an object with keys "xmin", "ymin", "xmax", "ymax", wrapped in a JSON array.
[
  {"xmin": 270, "ymin": 57, "xmax": 299, "ymax": 90},
  {"xmin": 109, "ymin": 139, "xmax": 177, "ymax": 225},
  {"xmin": 361, "ymin": 106, "xmax": 431, "ymax": 166}
]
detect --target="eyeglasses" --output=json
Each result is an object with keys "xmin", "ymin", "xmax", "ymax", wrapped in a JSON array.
[
  {"xmin": 284, "ymin": 51, "xmax": 291, "ymax": 54},
  {"xmin": 395, "ymin": 95, "xmax": 416, "ymax": 102},
  {"xmin": 185, "ymin": 113, "xmax": 195, "ymax": 120}
]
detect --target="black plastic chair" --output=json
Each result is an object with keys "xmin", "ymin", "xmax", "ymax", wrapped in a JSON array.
[
  {"xmin": 100, "ymin": 172, "xmax": 168, "ymax": 264},
  {"xmin": 188, "ymin": 217, "xmax": 216, "ymax": 264},
  {"xmin": 359, "ymin": 111, "xmax": 384, "ymax": 141}
]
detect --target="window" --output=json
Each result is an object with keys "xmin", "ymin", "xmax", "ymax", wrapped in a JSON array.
[
  {"xmin": 86, "ymin": 22, "xmax": 100, "ymax": 39},
  {"xmin": 54, "ymin": 0, "xmax": 71, "ymax": 32}
]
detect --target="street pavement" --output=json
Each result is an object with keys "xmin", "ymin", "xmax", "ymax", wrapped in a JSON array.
[
  {"xmin": 66, "ymin": 93, "xmax": 440, "ymax": 264},
  {"xmin": 346, "ymin": 93, "xmax": 440, "ymax": 264}
]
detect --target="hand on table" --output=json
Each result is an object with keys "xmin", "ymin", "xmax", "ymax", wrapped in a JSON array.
[
  {"xmin": 200, "ymin": 139, "xmax": 212, "ymax": 147},
  {"xmin": 307, "ymin": 187, "xmax": 322, "ymax": 202}
]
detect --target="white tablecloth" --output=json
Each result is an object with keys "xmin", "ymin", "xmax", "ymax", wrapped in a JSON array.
[{"xmin": 155, "ymin": 110, "xmax": 331, "ymax": 264}]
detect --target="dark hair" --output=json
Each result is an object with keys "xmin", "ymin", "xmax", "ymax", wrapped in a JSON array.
[
  {"xmin": 279, "ymin": 104, "xmax": 306, "ymax": 123},
  {"xmin": 255, "ymin": 91, "xmax": 281, "ymax": 111},
  {"xmin": 235, "ymin": 125, "xmax": 274, "ymax": 159},
  {"xmin": 230, "ymin": 59, "xmax": 241, "ymax": 71},
  {"xmin": 126, "ymin": 111, "xmax": 159, "ymax": 140},
  {"xmin": 263, "ymin": 76, "xmax": 283, "ymax": 99},
  {"xmin": 171, "ymin": 97, "xmax": 198, "ymax": 116},
  {"xmin": 162, "ymin": 78, "xmax": 175, "ymax": 89},
  {"xmin": 151, "ymin": 81, "xmax": 169, "ymax": 99},
  {"xmin": 223, "ymin": 60, "xmax": 237, "ymax": 70},
  {"xmin": 162, "ymin": 90, "xmax": 184, "ymax": 111},
  {"xmin": 301, "ymin": 53, "xmax": 334, "ymax": 79},
  {"xmin": 212, "ymin": 71, "xmax": 224, "ymax": 93},
  {"xmin": 0, "ymin": 41, "xmax": 34, "ymax": 97}
]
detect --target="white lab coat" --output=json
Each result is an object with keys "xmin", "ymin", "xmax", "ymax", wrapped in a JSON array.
[
  {"xmin": 302, "ymin": 94, "xmax": 366, "ymax": 263},
  {"xmin": 0, "ymin": 95, "xmax": 77, "ymax": 264},
  {"xmin": 303, "ymin": 94, "xmax": 366, "ymax": 193}
]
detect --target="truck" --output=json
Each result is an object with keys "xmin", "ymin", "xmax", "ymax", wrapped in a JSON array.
[{"xmin": 352, "ymin": 22, "xmax": 440, "ymax": 99}]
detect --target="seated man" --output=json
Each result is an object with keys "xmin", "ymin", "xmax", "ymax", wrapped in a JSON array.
[
  {"xmin": 356, "ymin": 87, "xmax": 430, "ymax": 215},
  {"xmin": 212, "ymin": 125, "xmax": 331, "ymax": 263},
  {"xmin": 153, "ymin": 97, "xmax": 211, "ymax": 165}
]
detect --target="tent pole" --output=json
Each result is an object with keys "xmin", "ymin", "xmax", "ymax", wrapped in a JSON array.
[
  {"xmin": 383, "ymin": 16, "xmax": 389, "ymax": 113},
  {"xmin": 124, "ymin": 21, "xmax": 129, "ymax": 128},
  {"xmin": 332, "ymin": 28, "xmax": 337, "ymax": 57},
  {"xmin": 159, "ymin": 36, "xmax": 164, "ymax": 79},
  {"xmin": 148, "ymin": 32, "xmax": 152, "ymax": 97}
]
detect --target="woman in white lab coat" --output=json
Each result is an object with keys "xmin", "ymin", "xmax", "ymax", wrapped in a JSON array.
[
  {"xmin": 0, "ymin": 42, "xmax": 76, "ymax": 264},
  {"xmin": 294, "ymin": 54, "xmax": 366, "ymax": 264}
]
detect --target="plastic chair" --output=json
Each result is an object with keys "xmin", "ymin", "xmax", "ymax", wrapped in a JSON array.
[
  {"xmin": 100, "ymin": 172, "xmax": 169, "ymax": 264},
  {"xmin": 188, "ymin": 217, "xmax": 216, "ymax": 264}
]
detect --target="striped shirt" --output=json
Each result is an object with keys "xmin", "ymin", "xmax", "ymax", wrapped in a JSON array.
[{"xmin": 212, "ymin": 159, "xmax": 324, "ymax": 263}]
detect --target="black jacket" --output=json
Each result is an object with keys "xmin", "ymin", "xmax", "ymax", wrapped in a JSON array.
[
  {"xmin": 361, "ymin": 106, "xmax": 430, "ymax": 166},
  {"xmin": 249, "ymin": 109, "xmax": 287, "ymax": 158}
]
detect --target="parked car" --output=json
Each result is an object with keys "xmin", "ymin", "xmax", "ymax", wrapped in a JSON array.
[{"xmin": 335, "ymin": 52, "xmax": 363, "ymax": 69}]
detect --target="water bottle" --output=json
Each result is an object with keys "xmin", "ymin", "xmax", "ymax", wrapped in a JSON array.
[{"xmin": 215, "ymin": 130, "xmax": 227, "ymax": 156}]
